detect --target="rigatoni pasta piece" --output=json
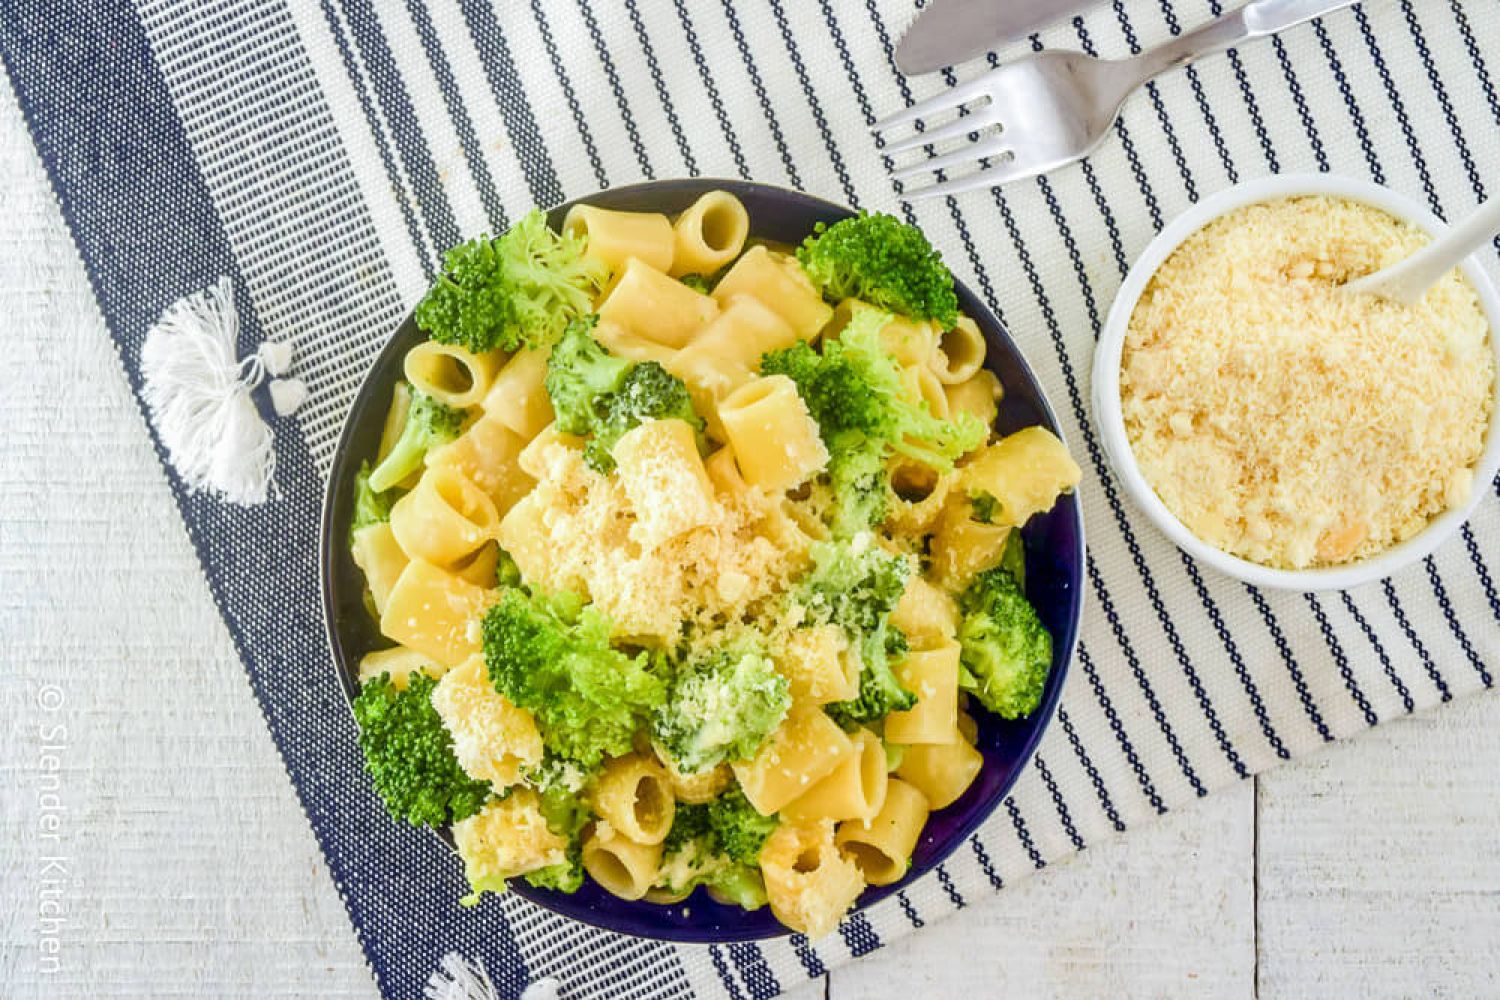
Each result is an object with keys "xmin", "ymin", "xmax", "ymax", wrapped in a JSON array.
[
  {"xmin": 452, "ymin": 788, "xmax": 567, "ymax": 892},
  {"xmin": 883, "ymin": 640, "xmax": 961, "ymax": 746},
  {"xmin": 944, "ymin": 369, "xmax": 1002, "ymax": 429},
  {"xmin": 782, "ymin": 728, "xmax": 888, "ymax": 824},
  {"xmin": 890, "ymin": 575, "xmax": 959, "ymax": 641},
  {"xmin": 930, "ymin": 315, "xmax": 987, "ymax": 385},
  {"xmin": 668, "ymin": 295, "xmax": 798, "ymax": 437},
  {"xmin": 356, "ymin": 644, "xmax": 439, "ymax": 689},
  {"xmin": 496, "ymin": 492, "xmax": 553, "ymax": 586},
  {"xmin": 561, "ymin": 204, "xmax": 675, "ymax": 274},
  {"xmin": 900, "ymin": 363, "xmax": 951, "ymax": 420},
  {"xmin": 611, "ymin": 418, "xmax": 719, "ymax": 548},
  {"xmin": 835, "ymin": 778, "xmax": 929, "ymax": 886},
  {"xmin": 350, "ymin": 521, "xmax": 408, "ymax": 616},
  {"xmin": 717, "ymin": 375, "xmax": 829, "ymax": 493},
  {"xmin": 759, "ymin": 819, "xmax": 866, "ymax": 939},
  {"xmin": 822, "ymin": 298, "xmax": 934, "ymax": 364},
  {"xmin": 732, "ymin": 706, "xmax": 853, "ymax": 815},
  {"xmin": 775, "ymin": 624, "xmax": 858, "ymax": 705},
  {"xmin": 516, "ymin": 423, "xmax": 585, "ymax": 480},
  {"xmin": 930, "ymin": 498, "xmax": 1012, "ymax": 590},
  {"xmin": 430, "ymin": 654, "xmax": 544, "ymax": 790},
  {"xmin": 670, "ymin": 191, "xmax": 750, "ymax": 277},
  {"xmin": 655, "ymin": 745, "xmax": 732, "ymax": 805},
  {"xmin": 389, "ymin": 465, "xmax": 499, "ymax": 567},
  {"xmin": 403, "ymin": 340, "xmax": 503, "ymax": 409},
  {"xmin": 425, "ymin": 411, "xmax": 535, "ymax": 517},
  {"xmin": 592, "ymin": 318, "xmax": 678, "ymax": 366},
  {"xmin": 711, "ymin": 245, "xmax": 832, "ymax": 341},
  {"xmin": 598, "ymin": 257, "xmax": 718, "ymax": 349},
  {"xmin": 379, "ymin": 559, "xmax": 490, "ymax": 667},
  {"xmin": 377, "ymin": 382, "xmax": 413, "ymax": 463},
  {"xmin": 482, "ymin": 346, "xmax": 554, "ymax": 441},
  {"xmin": 451, "ymin": 541, "xmax": 500, "ymax": 588},
  {"xmin": 592, "ymin": 753, "xmax": 675, "ymax": 845},
  {"xmin": 960, "ymin": 427, "xmax": 1082, "ymax": 528},
  {"xmin": 896, "ymin": 734, "xmax": 983, "ymax": 809},
  {"xmin": 582, "ymin": 825, "xmax": 663, "ymax": 901}
]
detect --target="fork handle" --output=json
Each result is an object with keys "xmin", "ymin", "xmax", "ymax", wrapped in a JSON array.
[{"xmin": 1131, "ymin": 0, "xmax": 1359, "ymax": 84}]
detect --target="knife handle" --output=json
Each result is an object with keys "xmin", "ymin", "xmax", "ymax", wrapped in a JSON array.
[{"xmin": 1129, "ymin": 0, "xmax": 1358, "ymax": 84}]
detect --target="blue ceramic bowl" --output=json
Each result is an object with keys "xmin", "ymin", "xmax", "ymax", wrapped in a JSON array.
[{"xmin": 320, "ymin": 179, "xmax": 1085, "ymax": 942}]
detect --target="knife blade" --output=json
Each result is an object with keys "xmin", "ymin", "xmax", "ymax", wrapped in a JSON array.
[{"xmin": 895, "ymin": 0, "xmax": 1100, "ymax": 75}]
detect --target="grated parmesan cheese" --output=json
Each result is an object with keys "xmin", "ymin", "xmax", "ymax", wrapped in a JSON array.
[{"xmin": 1121, "ymin": 195, "xmax": 1494, "ymax": 568}]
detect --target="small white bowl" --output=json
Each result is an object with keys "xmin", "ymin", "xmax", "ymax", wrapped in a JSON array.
[{"xmin": 1092, "ymin": 173, "xmax": 1500, "ymax": 591}]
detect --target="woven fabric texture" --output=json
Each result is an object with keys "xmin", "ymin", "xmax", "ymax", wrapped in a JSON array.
[{"xmin": 2, "ymin": 1, "xmax": 1497, "ymax": 998}]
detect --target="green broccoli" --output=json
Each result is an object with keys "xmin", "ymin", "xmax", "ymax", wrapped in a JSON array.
[
  {"xmin": 708, "ymin": 785, "xmax": 779, "ymax": 866},
  {"xmin": 969, "ymin": 490, "xmax": 1001, "ymax": 525},
  {"xmin": 522, "ymin": 759, "xmax": 595, "ymax": 894},
  {"xmin": 365, "ymin": 387, "xmax": 463, "ymax": 493},
  {"xmin": 545, "ymin": 318, "xmax": 704, "ymax": 473},
  {"xmin": 415, "ymin": 209, "xmax": 607, "ymax": 354},
  {"xmin": 351, "ymin": 672, "xmax": 490, "ymax": 827},
  {"xmin": 762, "ymin": 310, "xmax": 984, "ymax": 534},
  {"xmin": 653, "ymin": 803, "xmax": 769, "ymax": 909},
  {"xmin": 482, "ymin": 588, "xmax": 670, "ymax": 767},
  {"xmin": 999, "ymin": 528, "xmax": 1026, "ymax": 591},
  {"xmin": 795, "ymin": 537, "xmax": 917, "ymax": 727},
  {"xmin": 350, "ymin": 461, "xmax": 394, "ymax": 541},
  {"xmin": 654, "ymin": 641, "xmax": 791, "ymax": 774},
  {"xmin": 678, "ymin": 273, "xmax": 714, "ymax": 294},
  {"xmin": 956, "ymin": 566, "xmax": 1052, "ymax": 720},
  {"xmin": 795, "ymin": 213, "xmax": 959, "ymax": 328}
]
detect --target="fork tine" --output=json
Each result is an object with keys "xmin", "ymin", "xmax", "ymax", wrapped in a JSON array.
[
  {"xmin": 870, "ymin": 75, "xmax": 990, "ymax": 135},
  {"xmin": 900, "ymin": 164, "xmax": 1028, "ymax": 201},
  {"xmin": 881, "ymin": 110, "xmax": 997, "ymax": 156},
  {"xmin": 889, "ymin": 135, "xmax": 1011, "ymax": 179}
]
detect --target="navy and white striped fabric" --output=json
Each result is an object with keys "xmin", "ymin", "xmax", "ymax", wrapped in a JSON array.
[{"xmin": 4, "ymin": 1, "xmax": 1498, "ymax": 997}]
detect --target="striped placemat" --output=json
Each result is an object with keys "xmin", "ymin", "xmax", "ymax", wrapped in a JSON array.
[{"xmin": 2, "ymin": 1, "xmax": 1496, "ymax": 997}]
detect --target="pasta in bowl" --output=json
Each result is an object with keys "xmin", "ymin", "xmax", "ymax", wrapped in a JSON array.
[{"xmin": 321, "ymin": 179, "xmax": 1085, "ymax": 942}]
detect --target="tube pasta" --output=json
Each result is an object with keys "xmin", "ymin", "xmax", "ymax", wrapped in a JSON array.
[
  {"xmin": 611, "ymin": 418, "xmax": 719, "ymax": 548},
  {"xmin": 900, "ymin": 363, "xmax": 950, "ymax": 420},
  {"xmin": 404, "ymin": 340, "xmax": 502, "ymax": 409},
  {"xmin": 377, "ymin": 382, "xmax": 413, "ymax": 463},
  {"xmin": 835, "ymin": 778, "xmax": 930, "ymax": 886},
  {"xmin": 516, "ymin": 423, "xmax": 585, "ymax": 480},
  {"xmin": 431, "ymin": 654, "xmax": 544, "ymax": 790},
  {"xmin": 356, "ymin": 644, "xmax": 439, "ymax": 689},
  {"xmin": 732, "ymin": 706, "xmax": 853, "ymax": 815},
  {"xmin": 425, "ymin": 412, "xmax": 535, "ymax": 517},
  {"xmin": 482, "ymin": 346, "xmax": 554, "ymax": 442},
  {"xmin": 822, "ymin": 298, "xmax": 935, "ymax": 364},
  {"xmin": 389, "ymin": 465, "xmax": 499, "ymax": 567},
  {"xmin": 883, "ymin": 640, "xmax": 961, "ymax": 746},
  {"xmin": 670, "ymin": 191, "xmax": 750, "ymax": 277},
  {"xmin": 711, "ymin": 245, "xmax": 832, "ymax": 340},
  {"xmin": 598, "ymin": 257, "xmax": 718, "ymax": 349},
  {"xmin": 496, "ymin": 492, "xmax": 553, "ymax": 586},
  {"xmin": 782, "ymin": 728, "xmax": 888, "ymax": 824},
  {"xmin": 379, "ymin": 559, "xmax": 491, "ymax": 667},
  {"xmin": 896, "ymin": 734, "xmax": 983, "ymax": 809},
  {"xmin": 561, "ymin": 204, "xmax": 675, "ymax": 274},
  {"xmin": 351, "ymin": 522, "xmax": 408, "ymax": 616},
  {"xmin": 592, "ymin": 753, "xmax": 676, "ymax": 845},
  {"xmin": 451, "ymin": 541, "xmax": 500, "ymax": 588},
  {"xmin": 593, "ymin": 318, "xmax": 678, "ymax": 366},
  {"xmin": 759, "ymin": 819, "xmax": 866, "ymax": 939},
  {"xmin": 453, "ymin": 789, "xmax": 567, "ymax": 888},
  {"xmin": 717, "ymin": 376, "xmax": 829, "ymax": 493},
  {"xmin": 654, "ymin": 745, "xmax": 732, "ymax": 805},
  {"xmin": 582, "ymin": 825, "xmax": 663, "ymax": 901},
  {"xmin": 775, "ymin": 624, "xmax": 858, "ymax": 705},
  {"xmin": 668, "ymin": 295, "xmax": 798, "ymax": 437},
  {"xmin": 890, "ymin": 575, "xmax": 959, "ymax": 641},
  {"xmin": 930, "ymin": 315, "xmax": 986, "ymax": 385},
  {"xmin": 944, "ymin": 369, "xmax": 1002, "ymax": 429},
  {"xmin": 930, "ymin": 498, "xmax": 1012, "ymax": 590},
  {"xmin": 960, "ymin": 427, "xmax": 1083, "ymax": 529}
]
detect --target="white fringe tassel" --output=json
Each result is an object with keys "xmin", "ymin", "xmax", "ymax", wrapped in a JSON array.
[
  {"xmin": 424, "ymin": 952, "xmax": 562, "ymax": 1000},
  {"xmin": 139, "ymin": 276, "xmax": 302, "ymax": 505}
]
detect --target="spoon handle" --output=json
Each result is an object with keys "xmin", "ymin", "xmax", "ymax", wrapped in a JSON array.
[{"xmin": 1354, "ymin": 198, "xmax": 1500, "ymax": 305}]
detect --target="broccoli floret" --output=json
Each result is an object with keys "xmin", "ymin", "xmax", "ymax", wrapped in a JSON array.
[
  {"xmin": 795, "ymin": 213, "xmax": 959, "ymax": 328},
  {"xmin": 495, "ymin": 546, "xmax": 523, "ymax": 590},
  {"xmin": 796, "ymin": 537, "xmax": 917, "ymax": 726},
  {"xmin": 366, "ymin": 388, "xmax": 463, "ymax": 493},
  {"xmin": 970, "ymin": 490, "xmax": 1001, "ymax": 525},
  {"xmin": 415, "ymin": 209, "xmax": 606, "ymax": 354},
  {"xmin": 545, "ymin": 319, "xmax": 704, "ymax": 472},
  {"xmin": 584, "ymin": 361, "xmax": 704, "ymax": 473},
  {"xmin": 521, "ymin": 760, "xmax": 595, "ymax": 894},
  {"xmin": 708, "ymin": 786, "xmax": 779, "ymax": 866},
  {"xmin": 956, "ymin": 566, "xmax": 1052, "ymax": 720},
  {"xmin": 654, "ymin": 641, "xmax": 791, "ymax": 774},
  {"xmin": 654, "ymin": 804, "xmax": 769, "ymax": 909},
  {"xmin": 350, "ymin": 461, "xmax": 394, "ymax": 541},
  {"xmin": 762, "ymin": 310, "xmax": 984, "ymax": 536},
  {"xmin": 351, "ymin": 672, "xmax": 490, "ymax": 827},
  {"xmin": 999, "ymin": 529, "xmax": 1026, "ymax": 590},
  {"xmin": 678, "ymin": 273, "xmax": 713, "ymax": 294},
  {"xmin": 707, "ymin": 863, "xmax": 770, "ymax": 911},
  {"xmin": 482, "ymin": 588, "xmax": 669, "ymax": 767},
  {"xmin": 663, "ymin": 802, "xmax": 714, "ymax": 856}
]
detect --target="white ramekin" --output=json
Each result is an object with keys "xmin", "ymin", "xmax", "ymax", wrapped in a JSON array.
[{"xmin": 1092, "ymin": 173, "xmax": 1500, "ymax": 591}]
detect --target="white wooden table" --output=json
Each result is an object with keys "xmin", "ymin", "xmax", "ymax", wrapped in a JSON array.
[{"xmin": 2, "ymin": 79, "xmax": 1497, "ymax": 999}]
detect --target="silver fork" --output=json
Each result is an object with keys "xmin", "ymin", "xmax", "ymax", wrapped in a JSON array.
[{"xmin": 873, "ymin": 0, "xmax": 1358, "ymax": 200}]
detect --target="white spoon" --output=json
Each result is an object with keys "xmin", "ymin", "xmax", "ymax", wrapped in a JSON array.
[{"xmin": 1345, "ymin": 198, "xmax": 1500, "ymax": 306}]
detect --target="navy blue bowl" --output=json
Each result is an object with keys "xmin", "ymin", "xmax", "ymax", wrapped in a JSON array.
[{"xmin": 320, "ymin": 179, "xmax": 1085, "ymax": 942}]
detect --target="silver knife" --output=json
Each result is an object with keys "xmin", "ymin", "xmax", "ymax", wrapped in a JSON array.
[{"xmin": 895, "ymin": 0, "xmax": 1101, "ymax": 75}]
